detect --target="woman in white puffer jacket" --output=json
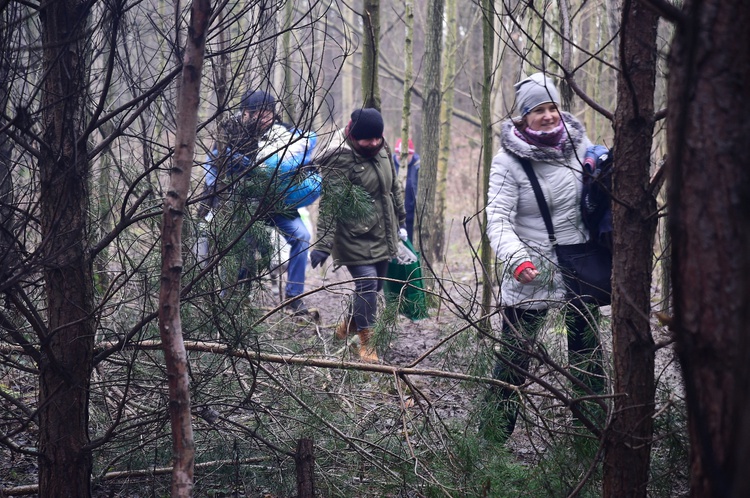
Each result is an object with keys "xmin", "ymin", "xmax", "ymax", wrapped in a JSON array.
[{"xmin": 483, "ymin": 73, "xmax": 605, "ymax": 442}]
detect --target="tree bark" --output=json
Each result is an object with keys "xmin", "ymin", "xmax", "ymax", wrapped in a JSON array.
[
  {"xmin": 666, "ymin": 0, "xmax": 750, "ymax": 496},
  {"xmin": 0, "ymin": 25, "xmax": 13, "ymax": 284},
  {"xmin": 361, "ymin": 0, "xmax": 381, "ymax": 110},
  {"xmin": 341, "ymin": 5, "xmax": 355, "ymax": 121},
  {"xmin": 256, "ymin": 0, "xmax": 278, "ymax": 91},
  {"xmin": 435, "ymin": 0, "xmax": 457, "ymax": 264},
  {"xmin": 415, "ymin": 0, "xmax": 444, "ymax": 265},
  {"xmin": 211, "ymin": 4, "xmax": 229, "ymax": 111},
  {"xmin": 37, "ymin": 0, "xmax": 95, "ymax": 496},
  {"xmin": 398, "ymin": 0, "xmax": 415, "ymax": 169},
  {"xmin": 280, "ymin": 0, "xmax": 295, "ymax": 122},
  {"xmin": 0, "ymin": 138, "xmax": 11, "ymax": 282},
  {"xmin": 158, "ymin": 0, "xmax": 210, "ymax": 495},
  {"xmin": 602, "ymin": 0, "xmax": 659, "ymax": 496},
  {"xmin": 295, "ymin": 438, "xmax": 315, "ymax": 498},
  {"xmin": 479, "ymin": 0, "xmax": 495, "ymax": 328}
]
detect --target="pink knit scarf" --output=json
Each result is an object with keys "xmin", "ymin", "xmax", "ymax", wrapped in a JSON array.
[{"xmin": 515, "ymin": 119, "xmax": 568, "ymax": 150}]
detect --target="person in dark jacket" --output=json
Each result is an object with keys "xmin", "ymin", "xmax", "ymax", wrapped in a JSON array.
[
  {"xmin": 393, "ymin": 138, "xmax": 420, "ymax": 242},
  {"xmin": 309, "ymin": 108, "xmax": 407, "ymax": 362},
  {"xmin": 197, "ymin": 89, "xmax": 319, "ymax": 315}
]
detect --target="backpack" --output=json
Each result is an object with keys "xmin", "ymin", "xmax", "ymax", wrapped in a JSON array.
[{"xmin": 581, "ymin": 145, "xmax": 613, "ymax": 251}]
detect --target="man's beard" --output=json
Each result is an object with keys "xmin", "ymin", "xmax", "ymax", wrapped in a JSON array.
[{"xmin": 352, "ymin": 140, "xmax": 384, "ymax": 158}]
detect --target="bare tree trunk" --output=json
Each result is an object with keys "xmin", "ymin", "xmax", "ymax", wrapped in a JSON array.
[
  {"xmin": 280, "ymin": 0, "xmax": 295, "ymax": 121},
  {"xmin": 338, "ymin": 6, "xmax": 354, "ymax": 122},
  {"xmin": 0, "ymin": 8, "xmax": 13, "ymax": 282},
  {"xmin": 415, "ymin": 0, "xmax": 444, "ymax": 264},
  {"xmin": 206, "ymin": 1, "xmax": 230, "ymax": 195},
  {"xmin": 0, "ymin": 138, "xmax": 11, "ymax": 281},
  {"xmin": 556, "ymin": 0, "xmax": 573, "ymax": 108},
  {"xmin": 37, "ymin": 0, "xmax": 94, "ymax": 496},
  {"xmin": 361, "ymin": 0, "xmax": 381, "ymax": 110},
  {"xmin": 666, "ymin": 0, "xmax": 750, "ymax": 496},
  {"xmin": 435, "ymin": 0, "xmax": 457, "ymax": 263},
  {"xmin": 524, "ymin": 1, "xmax": 544, "ymax": 73},
  {"xmin": 256, "ymin": 0, "xmax": 278, "ymax": 91},
  {"xmin": 479, "ymin": 0, "xmax": 495, "ymax": 329},
  {"xmin": 604, "ymin": 0, "xmax": 621, "ymax": 68},
  {"xmin": 212, "ymin": 5, "xmax": 230, "ymax": 111},
  {"xmin": 602, "ymin": 0, "xmax": 659, "ymax": 495},
  {"xmin": 398, "ymin": 0, "xmax": 414, "ymax": 167},
  {"xmin": 295, "ymin": 438, "xmax": 315, "ymax": 498},
  {"xmin": 158, "ymin": 0, "xmax": 210, "ymax": 495}
]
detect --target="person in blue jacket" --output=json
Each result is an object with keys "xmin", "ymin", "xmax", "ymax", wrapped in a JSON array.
[
  {"xmin": 197, "ymin": 89, "xmax": 319, "ymax": 315},
  {"xmin": 392, "ymin": 138, "xmax": 420, "ymax": 242}
]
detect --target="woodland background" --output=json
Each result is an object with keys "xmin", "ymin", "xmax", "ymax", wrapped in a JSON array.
[{"xmin": 1, "ymin": 0, "xmax": 748, "ymax": 497}]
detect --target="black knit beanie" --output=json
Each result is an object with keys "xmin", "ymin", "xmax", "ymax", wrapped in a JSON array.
[
  {"xmin": 349, "ymin": 108, "xmax": 384, "ymax": 140},
  {"xmin": 241, "ymin": 90, "xmax": 275, "ymax": 112}
]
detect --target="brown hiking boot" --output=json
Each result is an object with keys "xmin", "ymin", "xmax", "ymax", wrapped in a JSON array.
[
  {"xmin": 357, "ymin": 328, "xmax": 379, "ymax": 363},
  {"xmin": 334, "ymin": 317, "xmax": 356, "ymax": 341}
]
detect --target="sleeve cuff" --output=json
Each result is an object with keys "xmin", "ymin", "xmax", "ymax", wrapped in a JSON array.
[{"xmin": 513, "ymin": 261, "xmax": 536, "ymax": 280}]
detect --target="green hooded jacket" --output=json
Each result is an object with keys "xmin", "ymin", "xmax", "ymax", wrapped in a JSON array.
[{"xmin": 315, "ymin": 137, "xmax": 406, "ymax": 266}]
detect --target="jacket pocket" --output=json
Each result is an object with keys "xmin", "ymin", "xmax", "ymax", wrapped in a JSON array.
[
  {"xmin": 345, "ymin": 209, "xmax": 379, "ymax": 237},
  {"xmin": 349, "ymin": 164, "xmax": 368, "ymax": 185}
]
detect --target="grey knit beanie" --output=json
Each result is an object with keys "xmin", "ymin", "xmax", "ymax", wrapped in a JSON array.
[{"xmin": 514, "ymin": 73, "xmax": 560, "ymax": 116}]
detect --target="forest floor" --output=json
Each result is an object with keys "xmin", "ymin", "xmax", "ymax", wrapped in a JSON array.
[
  {"xmin": 1, "ymin": 251, "xmax": 684, "ymax": 497},
  {"xmin": 292, "ymin": 253, "xmax": 680, "ymax": 462},
  {"xmin": 273, "ymin": 254, "xmax": 545, "ymax": 459}
]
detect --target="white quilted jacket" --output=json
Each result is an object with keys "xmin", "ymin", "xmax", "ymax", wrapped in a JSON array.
[{"xmin": 486, "ymin": 113, "xmax": 592, "ymax": 309}]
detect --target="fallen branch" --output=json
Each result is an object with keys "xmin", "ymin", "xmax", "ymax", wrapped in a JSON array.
[
  {"xmin": 92, "ymin": 339, "xmax": 518, "ymax": 391},
  {"xmin": 0, "ymin": 458, "xmax": 268, "ymax": 496}
]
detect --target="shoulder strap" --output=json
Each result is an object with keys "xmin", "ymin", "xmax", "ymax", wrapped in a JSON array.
[{"xmin": 518, "ymin": 157, "xmax": 557, "ymax": 247}]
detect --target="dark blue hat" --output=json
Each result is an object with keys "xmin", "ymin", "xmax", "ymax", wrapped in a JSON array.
[
  {"xmin": 241, "ymin": 90, "xmax": 275, "ymax": 112},
  {"xmin": 349, "ymin": 108, "xmax": 384, "ymax": 140}
]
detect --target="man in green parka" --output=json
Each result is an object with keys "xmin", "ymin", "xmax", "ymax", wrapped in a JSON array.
[{"xmin": 310, "ymin": 108, "xmax": 407, "ymax": 362}]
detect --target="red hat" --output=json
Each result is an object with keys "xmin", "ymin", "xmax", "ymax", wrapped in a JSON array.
[{"xmin": 395, "ymin": 138, "xmax": 415, "ymax": 154}]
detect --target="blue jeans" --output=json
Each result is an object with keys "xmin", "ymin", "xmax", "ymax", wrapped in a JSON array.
[
  {"xmin": 269, "ymin": 214, "xmax": 310, "ymax": 298},
  {"xmin": 346, "ymin": 260, "xmax": 390, "ymax": 330}
]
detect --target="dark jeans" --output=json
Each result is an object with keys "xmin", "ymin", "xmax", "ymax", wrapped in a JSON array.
[
  {"xmin": 345, "ymin": 260, "xmax": 390, "ymax": 331},
  {"xmin": 487, "ymin": 304, "xmax": 605, "ymax": 440}
]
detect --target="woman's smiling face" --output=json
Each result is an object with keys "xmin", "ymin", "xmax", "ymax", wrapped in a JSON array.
[{"xmin": 524, "ymin": 102, "xmax": 561, "ymax": 132}]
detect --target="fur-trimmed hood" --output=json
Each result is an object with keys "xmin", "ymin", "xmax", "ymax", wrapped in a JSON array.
[
  {"xmin": 499, "ymin": 112, "xmax": 587, "ymax": 163},
  {"xmin": 486, "ymin": 111, "xmax": 592, "ymax": 309}
]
